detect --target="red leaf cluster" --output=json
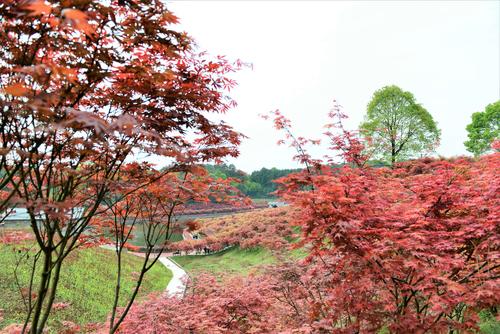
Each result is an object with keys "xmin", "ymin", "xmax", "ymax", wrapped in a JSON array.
[
  {"xmin": 118, "ymin": 274, "xmax": 289, "ymax": 334},
  {"xmin": 171, "ymin": 207, "xmax": 296, "ymax": 252},
  {"xmin": 0, "ymin": 230, "xmax": 34, "ymax": 245}
]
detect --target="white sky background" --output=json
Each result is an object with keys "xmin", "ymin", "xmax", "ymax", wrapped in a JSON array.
[{"xmin": 164, "ymin": 0, "xmax": 500, "ymax": 173}]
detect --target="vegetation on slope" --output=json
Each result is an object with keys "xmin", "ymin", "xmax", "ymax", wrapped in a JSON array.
[
  {"xmin": 172, "ymin": 207, "xmax": 297, "ymax": 253},
  {"xmin": 0, "ymin": 244, "xmax": 171, "ymax": 332},
  {"xmin": 173, "ymin": 246, "xmax": 275, "ymax": 277},
  {"xmin": 173, "ymin": 208, "xmax": 306, "ymax": 277},
  {"xmin": 174, "ymin": 245, "xmax": 306, "ymax": 278}
]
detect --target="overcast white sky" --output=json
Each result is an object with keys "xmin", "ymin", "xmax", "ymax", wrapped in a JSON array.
[{"xmin": 165, "ymin": 0, "xmax": 499, "ymax": 173}]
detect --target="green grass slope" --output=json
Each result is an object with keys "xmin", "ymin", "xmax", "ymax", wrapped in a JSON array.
[
  {"xmin": 0, "ymin": 245, "xmax": 171, "ymax": 331},
  {"xmin": 173, "ymin": 247, "xmax": 275, "ymax": 277},
  {"xmin": 173, "ymin": 245, "xmax": 306, "ymax": 277}
]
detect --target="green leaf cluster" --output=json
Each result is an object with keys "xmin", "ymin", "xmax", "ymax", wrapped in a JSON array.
[{"xmin": 464, "ymin": 100, "xmax": 500, "ymax": 156}]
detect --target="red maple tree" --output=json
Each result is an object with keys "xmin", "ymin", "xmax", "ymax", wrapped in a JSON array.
[{"xmin": 0, "ymin": 1, "xmax": 243, "ymax": 333}]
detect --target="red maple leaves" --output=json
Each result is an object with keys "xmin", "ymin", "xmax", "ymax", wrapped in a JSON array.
[
  {"xmin": 270, "ymin": 108, "xmax": 500, "ymax": 332},
  {"xmin": 172, "ymin": 207, "xmax": 296, "ymax": 252},
  {"xmin": 122, "ymin": 108, "xmax": 499, "ymax": 333},
  {"xmin": 0, "ymin": 1, "xmax": 244, "ymax": 332}
]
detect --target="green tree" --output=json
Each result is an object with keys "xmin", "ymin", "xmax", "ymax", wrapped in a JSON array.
[
  {"xmin": 360, "ymin": 85, "xmax": 440, "ymax": 166},
  {"xmin": 249, "ymin": 167, "xmax": 301, "ymax": 197},
  {"xmin": 203, "ymin": 164, "xmax": 246, "ymax": 180},
  {"xmin": 238, "ymin": 180, "xmax": 264, "ymax": 197},
  {"xmin": 464, "ymin": 100, "xmax": 500, "ymax": 156}
]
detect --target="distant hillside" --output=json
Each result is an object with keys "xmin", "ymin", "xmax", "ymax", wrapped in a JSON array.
[{"xmin": 203, "ymin": 164, "xmax": 301, "ymax": 198}]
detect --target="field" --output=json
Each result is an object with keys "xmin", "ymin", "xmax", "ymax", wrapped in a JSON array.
[
  {"xmin": 173, "ymin": 246, "xmax": 275, "ymax": 277},
  {"xmin": 173, "ymin": 245, "xmax": 306, "ymax": 277},
  {"xmin": 0, "ymin": 244, "xmax": 171, "ymax": 332}
]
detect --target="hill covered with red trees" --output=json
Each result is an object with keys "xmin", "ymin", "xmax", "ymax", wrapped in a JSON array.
[{"xmin": 119, "ymin": 152, "xmax": 499, "ymax": 333}]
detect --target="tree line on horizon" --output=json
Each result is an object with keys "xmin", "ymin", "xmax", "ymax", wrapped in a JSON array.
[
  {"xmin": 203, "ymin": 164, "xmax": 302, "ymax": 198},
  {"xmin": 203, "ymin": 160, "xmax": 391, "ymax": 199}
]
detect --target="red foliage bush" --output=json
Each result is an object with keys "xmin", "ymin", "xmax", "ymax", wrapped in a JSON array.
[
  {"xmin": 184, "ymin": 220, "xmax": 200, "ymax": 232},
  {"xmin": 0, "ymin": 230, "xmax": 34, "ymax": 245},
  {"xmin": 270, "ymin": 107, "xmax": 500, "ymax": 332},
  {"xmin": 118, "ymin": 274, "xmax": 299, "ymax": 334}
]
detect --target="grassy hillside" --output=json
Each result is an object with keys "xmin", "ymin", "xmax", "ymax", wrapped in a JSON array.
[
  {"xmin": 173, "ymin": 245, "xmax": 306, "ymax": 277},
  {"xmin": 173, "ymin": 247, "xmax": 275, "ymax": 277},
  {"xmin": 0, "ymin": 244, "xmax": 171, "ymax": 332}
]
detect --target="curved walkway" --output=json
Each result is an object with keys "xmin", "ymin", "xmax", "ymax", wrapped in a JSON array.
[
  {"xmin": 99, "ymin": 245, "xmax": 188, "ymax": 298},
  {"xmin": 159, "ymin": 257, "xmax": 188, "ymax": 297},
  {"xmin": 100, "ymin": 227, "xmax": 229, "ymax": 298}
]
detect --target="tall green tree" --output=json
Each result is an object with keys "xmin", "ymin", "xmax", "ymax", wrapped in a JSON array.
[
  {"xmin": 360, "ymin": 85, "xmax": 440, "ymax": 166},
  {"xmin": 464, "ymin": 100, "xmax": 500, "ymax": 156}
]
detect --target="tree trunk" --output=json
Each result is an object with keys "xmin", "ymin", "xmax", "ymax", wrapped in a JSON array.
[
  {"xmin": 29, "ymin": 249, "xmax": 52, "ymax": 334},
  {"xmin": 391, "ymin": 139, "xmax": 396, "ymax": 168},
  {"xmin": 109, "ymin": 247, "xmax": 123, "ymax": 334},
  {"xmin": 37, "ymin": 259, "xmax": 63, "ymax": 333}
]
